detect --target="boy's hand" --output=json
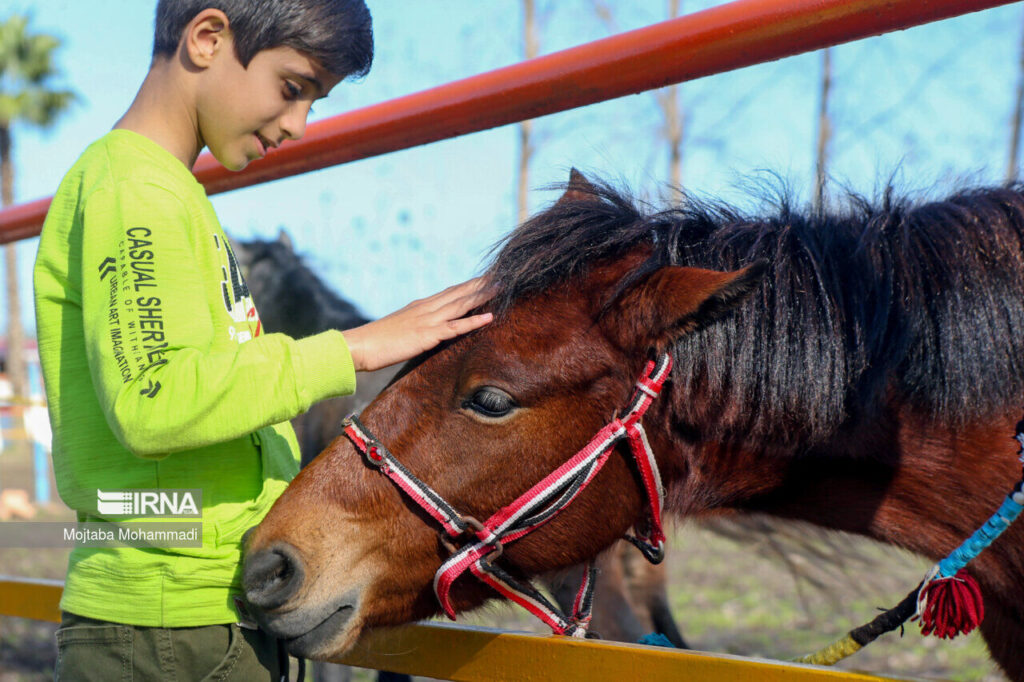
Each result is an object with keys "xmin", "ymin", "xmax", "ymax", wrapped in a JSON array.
[{"xmin": 342, "ymin": 277, "xmax": 494, "ymax": 372}]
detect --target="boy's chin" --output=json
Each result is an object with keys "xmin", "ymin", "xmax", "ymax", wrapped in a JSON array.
[
  {"xmin": 209, "ymin": 146, "xmax": 251, "ymax": 172},
  {"xmin": 219, "ymin": 156, "xmax": 251, "ymax": 172}
]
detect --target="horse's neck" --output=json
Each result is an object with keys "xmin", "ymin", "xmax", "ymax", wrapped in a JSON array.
[
  {"xmin": 663, "ymin": 404, "xmax": 1021, "ymax": 564},
  {"xmin": 320, "ymin": 302, "xmax": 370, "ymax": 331}
]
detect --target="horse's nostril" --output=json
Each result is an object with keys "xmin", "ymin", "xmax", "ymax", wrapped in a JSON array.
[{"xmin": 243, "ymin": 544, "xmax": 305, "ymax": 611}]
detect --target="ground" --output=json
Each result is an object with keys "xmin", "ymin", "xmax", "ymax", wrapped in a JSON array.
[{"xmin": 0, "ymin": 444, "xmax": 1005, "ymax": 681}]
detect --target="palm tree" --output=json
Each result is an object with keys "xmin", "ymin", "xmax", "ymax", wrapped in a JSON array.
[{"xmin": 0, "ymin": 14, "xmax": 73, "ymax": 405}]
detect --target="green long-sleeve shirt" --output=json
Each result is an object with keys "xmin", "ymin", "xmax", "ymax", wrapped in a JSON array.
[{"xmin": 33, "ymin": 129, "xmax": 356, "ymax": 626}]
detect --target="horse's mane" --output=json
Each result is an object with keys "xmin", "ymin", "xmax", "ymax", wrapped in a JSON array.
[
  {"xmin": 485, "ymin": 179, "xmax": 1024, "ymax": 446},
  {"xmin": 233, "ymin": 235, "xmax": 370, "ymax": 339}
]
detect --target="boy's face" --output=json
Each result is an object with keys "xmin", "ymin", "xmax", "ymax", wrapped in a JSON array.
[{"xmin": 197, "ymin": 45, "xmax": 343, "ymax": 171}]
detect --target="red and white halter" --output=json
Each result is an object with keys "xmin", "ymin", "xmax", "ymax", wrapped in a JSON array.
[{"xmin": 342, "ymin": 353, "xmax": 673, "ymax": 637}]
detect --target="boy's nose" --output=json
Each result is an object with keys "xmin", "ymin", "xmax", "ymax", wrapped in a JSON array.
[{"xmin": 279, "ymin": 103, "xmax": 310, "ymax": 141}]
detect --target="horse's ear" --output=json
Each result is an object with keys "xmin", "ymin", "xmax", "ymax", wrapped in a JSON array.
[
  {"xmin": 607, "ymin": 261, "xmax": 766, "ymax": 352},
  {"xmin": 555, "ymin": 168, "xmax": 599, "ymax": 206},
  {"xmin": 277, "ymin": 228, "xmax": 294, "ymax": 252}
]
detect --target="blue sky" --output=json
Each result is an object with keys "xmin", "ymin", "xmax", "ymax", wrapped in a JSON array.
[{"xmin": 1, "ymin": 0, "xmax": 1021, "ymax": 331}]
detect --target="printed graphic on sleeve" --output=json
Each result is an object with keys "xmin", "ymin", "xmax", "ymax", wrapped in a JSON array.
[
  {"xmin": 100, "ymin": 227, "xmax": 170, "ymax": 396},
  {"xmin": 214, "ymin": 234, "xmax": 262, "ymax": 344},
  {"xmin": 99, "ymin": 254, "xmax": 132, "ymax": 384}
]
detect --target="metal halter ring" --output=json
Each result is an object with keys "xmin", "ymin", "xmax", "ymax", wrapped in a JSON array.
[{"xmin": 462, "ymin": 515, "xmax": 503, "ymax": 560}]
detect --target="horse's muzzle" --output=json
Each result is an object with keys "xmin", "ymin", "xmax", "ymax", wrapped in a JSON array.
[{"xmin": 242, "ymin": 542, "xmax": 305, "ymax": 611}]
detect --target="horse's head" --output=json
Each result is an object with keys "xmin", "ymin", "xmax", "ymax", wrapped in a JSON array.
[
  {"xmin": 230, "ymin": 229, "xmax": 296, "ymax": 288},
  {"xmin": 242, "ymin": 171, "xmax": 764, "ymax": 658},
  {"xmin": 233, "ymin": 229, "xmax": 370, "ymax": 338}
]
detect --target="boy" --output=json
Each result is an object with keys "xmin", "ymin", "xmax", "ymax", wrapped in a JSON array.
[{"xmin": 32, "ymin": 1, "xmax": 492, "ymax": 679}]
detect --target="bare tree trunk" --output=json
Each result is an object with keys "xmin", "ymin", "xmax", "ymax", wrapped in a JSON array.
[
  {"xmin": 813, "ymin": 48, "xmax": 833, "ymax": 212},
  {"xmin": 662, "ymin": 0, "xmax": 683, "ymax": 200},
  {"xmin": 1008, "ymin": 11, "xmax": 1024, "ymax": 183},
  {"xmin": 0, "ymin": 123, "xmax": 28, "ymax": 470},
  {"xmin": 0, "ymin": 124, "xmax": 26, "ymax": 403},
  {"xmin": 516, "ymin": 0, "xmax": 539, "ymax": 225},
  {"xmin": 594, "ymin": 0, "xmax": 685, "ymax": 201},
  {"xmin": 663, "ymin": 88, "xmax": 683, "ymax": 191}
]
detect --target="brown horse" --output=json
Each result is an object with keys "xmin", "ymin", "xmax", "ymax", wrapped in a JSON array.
[
  {"xmin": 243, "ymin": 171, "xmax": 1024, "ymax": 680},
  {"xmin": 233, "ymin": 230, "xmax": 687, "ymax": 652}
]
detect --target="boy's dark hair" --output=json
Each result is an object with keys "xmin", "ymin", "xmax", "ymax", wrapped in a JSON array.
[{"xmin": 153, "ymin": 0, "xmax": 373, "ymax": 79}]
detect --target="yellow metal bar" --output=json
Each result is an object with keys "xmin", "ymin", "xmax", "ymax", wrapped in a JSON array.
[
  {"xmin": 333, "ymin": 622, "xmax": 892, "ymax": 681},
  {"xmin": 0, "ymin": 575, "xmax": 63, "ymax": 623},
  {"xmin": 0, "ymin": 576, "xmax": 892, "ymax": 681}
]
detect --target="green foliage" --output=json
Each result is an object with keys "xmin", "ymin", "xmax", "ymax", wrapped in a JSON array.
[{"xmin": 0, "ymin": 13, "xmax": 74, "ymax": 129}]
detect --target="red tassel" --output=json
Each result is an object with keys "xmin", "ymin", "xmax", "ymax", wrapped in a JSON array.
[{"xmin": 916, "ymin": 569, "xmax": 984, "ymax": 639}]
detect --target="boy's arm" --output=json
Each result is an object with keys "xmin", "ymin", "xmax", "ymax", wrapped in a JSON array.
[{"xmin": 81, "ymin": 181, "xmax": 355, "ymax": 458}]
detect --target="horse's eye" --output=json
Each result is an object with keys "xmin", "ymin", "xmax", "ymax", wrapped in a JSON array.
[{"xmin": 462, "ymin": 387, "xmax": 517, "ymax": 418}]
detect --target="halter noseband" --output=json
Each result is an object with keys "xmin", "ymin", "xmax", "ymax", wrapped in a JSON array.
[{"xmin": 342, "ymin": 353, "xmax": 673, "ymax": 637}]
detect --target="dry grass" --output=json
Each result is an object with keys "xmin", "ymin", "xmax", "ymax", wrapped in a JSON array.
[{"xmin": 455, "ymin": 519, "xmax": 1004, "ymax": 682}]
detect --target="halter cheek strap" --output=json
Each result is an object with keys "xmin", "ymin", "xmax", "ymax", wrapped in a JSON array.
[{"xmin": 342, "ymin": 353, "xmax": 673, "ymax": 638}]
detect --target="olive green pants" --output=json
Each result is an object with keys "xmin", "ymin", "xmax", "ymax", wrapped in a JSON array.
[{"xmin": 54, "ymin": 612, "xmax": 287, "ymax": 682}]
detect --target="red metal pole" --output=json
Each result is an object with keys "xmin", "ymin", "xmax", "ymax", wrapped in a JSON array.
[{"xmin": 0, "ymin": 0, "xmax": 1015, "ymax": 241}]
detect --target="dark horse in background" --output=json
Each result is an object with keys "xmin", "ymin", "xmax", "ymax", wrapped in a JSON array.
[
  {"xmin": 232, "ymin": 233, "xmax": 394, "ymax": 468},
  {"xmin": 243, "ymin": 171, "xmax": 1024, "ymax": 680}
]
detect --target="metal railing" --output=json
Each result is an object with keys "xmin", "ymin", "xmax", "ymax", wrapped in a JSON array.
[
  {"xmin": 0, "ymin": 0, "xmax": 1014, "ymax": 241},
  {"xmin": 0, "ymin": 576, "xmax": 890, "ymax": 681}
]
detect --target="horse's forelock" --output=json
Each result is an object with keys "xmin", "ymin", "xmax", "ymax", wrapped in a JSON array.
[{"xmin": 485, "ymin": 180, "xmax": 648, "ymax": 314}]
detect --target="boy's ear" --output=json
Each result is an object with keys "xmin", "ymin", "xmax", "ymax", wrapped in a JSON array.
[
  {"xmin": 603, "ymin": 261, "xmax": 767, "ymax": 354},
  {"xmin": 184, "ymin": 8, "xmax": 231, "ymax": 68}
]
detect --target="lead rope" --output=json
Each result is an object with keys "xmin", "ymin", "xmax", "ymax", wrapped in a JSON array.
[
  {"xmin": 343, "ymin": 353, "xmax": 672, "ymax": 638},
  {"xmin": 797, "ymin": 420, "xmax": 1024, "ymax": 666},
  {"xmin": 276, "ymin": 639, "xmax": 305, "ymax": 682}
]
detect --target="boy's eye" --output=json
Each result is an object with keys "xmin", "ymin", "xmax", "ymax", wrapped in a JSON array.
[{"xmin": 284, "ymin": 81, "xmax": 302, "ymax": 99}]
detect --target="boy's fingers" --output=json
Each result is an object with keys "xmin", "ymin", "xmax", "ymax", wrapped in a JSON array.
[
  {"xmin": 425, "ymin": 286, "xmax": 493, "ymax": 321},
  {"xmin": 425, "ymin": 276, "xmax": 480, "ymax": 299},
  {"xmin": 441, "ymin": 312, "xmax": 493, "ymax": 338},
  {"xmin": 448, "ymin": 289, "xmax": 493, "ymax": 316},
  {"xmin": 429, "ymin": 277, "xmax": 493, "ymax": 309},
  {"xmin": 454, "ymin": 278, "xmax": 495, "ymax": 304}
]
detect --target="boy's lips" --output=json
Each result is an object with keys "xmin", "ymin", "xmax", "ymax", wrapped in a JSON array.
[{"xmin": 254, "ymin": 133, "xmax": 271, "ymax": 158}]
